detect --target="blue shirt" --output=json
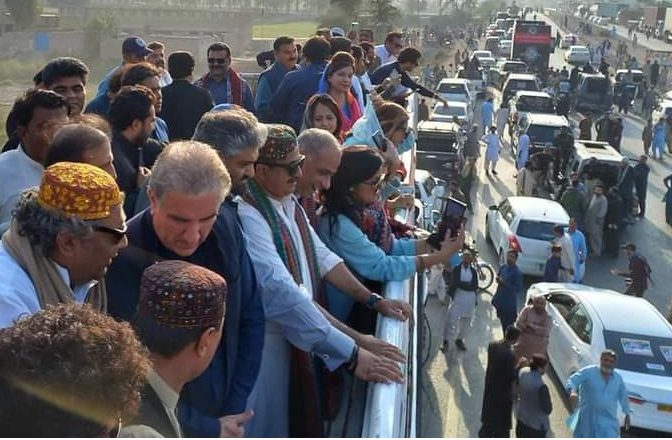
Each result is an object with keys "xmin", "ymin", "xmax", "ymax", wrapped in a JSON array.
[
  {"xmin": 317, "ymin": 214, "xmax": 416, "ymax": 322},
  {"xmin": 568, "ymin": 229, "xmax": 587, "ymax": 280},
  {"xmin": 197, "ymin": 73, "xmax": 255, "ymax": 112},
  {"xmin": 517, "ymin": 133, "xmax": 530, "ymax": 168},
  {"xmin": 151, "ymin": 117, "xmax": 169, "ymax": 143},
  {"xmin": 271, "ymin": 61, "xmax": 327, "ymax": 132},
  {"xmin": 96, "ymin": 63, "xmax": 123, "ymax": 98},
  {"xmin": 84, "ymin": 93, "xmax": 111, "ymax": 116},
  {"xmin": 567, "ymin": 365, "xmax": 631, "ymax": 438},
  {"xmin": 492, "ymin": 263, "xmax": 522, "ymax": 316},
  {"xmin": 481, "ymin": 101, "xmax": 494, "ymax": 126},
  {"xmin": 0, "ymin": 241, "xmax": 96, "ymax": 329}
]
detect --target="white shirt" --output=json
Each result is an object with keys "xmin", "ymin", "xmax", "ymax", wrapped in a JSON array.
[
  {"xmin": 375, "ymin": 44, "xmax": 397, "ymax": 65},
  {"xmin": 237, "ymin": 193, "xmax": 353, "ymax": 370},
  {"xmin": 0, "ymin": 241, "xmax": 97, "ymax": 329},
  {"xmin": 0, "ymin": 145, "xmax": 43, "ymax": 233}
]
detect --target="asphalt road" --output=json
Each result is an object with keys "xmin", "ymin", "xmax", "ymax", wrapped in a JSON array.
[{"xmin": 418, "ymin": 18, "xmax": 672, "ymax": 438}]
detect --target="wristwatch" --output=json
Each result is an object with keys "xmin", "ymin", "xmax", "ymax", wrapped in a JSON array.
[{"xmin": 366, "ymin": 293, "xmax": 383, "ymax": 309}]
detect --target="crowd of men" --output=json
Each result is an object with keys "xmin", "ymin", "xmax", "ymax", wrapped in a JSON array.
[{"xmin": 0, "ymin": 23, "xmax": 474, "ymax": 437}]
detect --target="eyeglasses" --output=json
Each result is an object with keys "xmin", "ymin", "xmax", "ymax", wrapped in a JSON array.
[
  {"xmin": 208, "ymin": 57, "xmax": 229, "ymax": 65},
  {"xmin": 92, "ymin": 224, "xmax": 128, "ymax": 243},
  {"xmin": 362, "ymin": 174, "xmax": 386, "ymax": 189},
  {"xmin": 256, "ymin": 155, "xmax": 306, "ymax": 176}
]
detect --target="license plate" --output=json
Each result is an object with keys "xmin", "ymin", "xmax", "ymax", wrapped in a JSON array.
[{"xmin": 658, "ymin": 404, "xmax": 672, "ymax": 413}]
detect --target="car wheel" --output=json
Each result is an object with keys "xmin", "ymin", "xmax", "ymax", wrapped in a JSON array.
[{"xmin": 485, "ymin": 217, "xmax": 492, "ymax": 244}]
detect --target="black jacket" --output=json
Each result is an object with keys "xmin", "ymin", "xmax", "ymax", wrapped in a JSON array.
[
  {"xmin": 159, "ymin": 79, "xmax": 214, "ymax": 141},
  {"xmin": 447, "ymin": 264, "xmax": 478, "ymax": 299},
  {"xmin": 128, "ymin": 384, "xmax": 180, "ymax": 438}
]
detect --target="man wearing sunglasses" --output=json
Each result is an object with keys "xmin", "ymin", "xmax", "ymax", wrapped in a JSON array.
[
  {"xmin": 194, "ymin": 42, "xmax": 255, "ymax": 112},
  {"xmin": 238, "ymin": 124, "xmax": 410, "ymax": 437},
  {"xmin": 0, "ymin": 162, "xmax": 127, "ymax": 329}
]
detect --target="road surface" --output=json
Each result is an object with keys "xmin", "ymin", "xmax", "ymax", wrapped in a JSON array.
[{"xmin": 419, "ymin": 16, "xmax": 672, "ymax": 438}]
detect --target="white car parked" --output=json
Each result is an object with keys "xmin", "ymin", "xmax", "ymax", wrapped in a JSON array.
[
  {"xmin": 526, "ymin": 283, "xmax": 672, "ymax": 434},
  {"xmin": 471, "ymin": 50, "xmax": 493, "ymax": 61},
  {"xmin": 429, "ymin": 101, "xmax": 472, "ymax": 127},
  {"xmin": 436, "ymin": 78, "xmax": 474, "ymax": 107},
  {"xmin": 565, "ymin": 45, "xmax": 591, "ymax": 65},
  {"xmin": 485, "ymin": 196, "xmax": 569, "ymax": 275}
]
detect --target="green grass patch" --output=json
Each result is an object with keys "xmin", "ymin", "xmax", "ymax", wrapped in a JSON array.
[{"xmin": 253, "ymin": 21, "xmax": 319, "ymax": 39}]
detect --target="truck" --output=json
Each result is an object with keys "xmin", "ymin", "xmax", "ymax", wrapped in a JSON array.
[
  {"xmin": 595, "ymin": 2, "xmax": 628, "ymax": 19},
  {"xmin": 617, "ymin": 8, "xmax": 643, "ymax": 25},
  {"xmin": 642, "ymin": 6, "xmax": 666, "ymax": 28},
  {"xmin": 512, "ymin": 20, "xmax": 552, "ymax": 76}
]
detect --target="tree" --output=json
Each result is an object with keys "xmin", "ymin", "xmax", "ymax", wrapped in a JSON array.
[
  {"xmin": 5, "ymin": 0, "xmax": 39, "ymax": 30},
  {"xmin": 369, "ymin": 0, "xmax": 400, "ymax": 25},
  {"xmin": 83, "ymin": 13, "xmax": 117, "ymax": 60}
]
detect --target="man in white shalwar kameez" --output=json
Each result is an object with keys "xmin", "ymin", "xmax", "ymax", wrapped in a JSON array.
[
  {"xmin": 482, "ymin": 125, "xmax": 500, "ymax": 175},
  {"xmin": 237, "ymin": 124, "xmax": 407, "ymax": 438}
]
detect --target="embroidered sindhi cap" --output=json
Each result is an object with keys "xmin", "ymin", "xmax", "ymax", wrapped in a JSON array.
[
  {"xmin": 37, "ymin": 162, "xmax": 123, "ymax": 221},
  {"xmin": 257, "ymin": 124, "xmax": 298, "ymax": 162},
  {"xmin": 138, "ymin": 260, "xmax": 226, "ymax": 329}
]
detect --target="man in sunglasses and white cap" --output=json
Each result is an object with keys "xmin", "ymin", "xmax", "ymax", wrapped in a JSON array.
[{"xmin": 237, "ymin": 124, "xmax": 411, "ymax": 437}]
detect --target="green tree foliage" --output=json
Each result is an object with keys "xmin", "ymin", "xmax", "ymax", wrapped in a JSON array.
[
  {"xmin": 83, "ymin": 13, "xmax": 117, "ymax": 60},
  {"xmin": 369, "ymin": 0, "xmax": 400, "ymax": 25},
  {"xmin": 5, "ymin": 0, "xmax": 39, "ymax": 30}
]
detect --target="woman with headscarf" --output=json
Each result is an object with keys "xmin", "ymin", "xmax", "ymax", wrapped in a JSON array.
[
  {"xmin": 513, "ymin": 296, "xmax": 551, "ymax": 361},
  {"xmin": 301, "ymin": 93, "xmax": 344, "ymax": 141},
  {"xmin": 317, "ymin": 51, "xmax": 362, "ymax": 133},
  {"xmin": 318, "ymin": 146, "xmax": 463, "ymax": 329}
]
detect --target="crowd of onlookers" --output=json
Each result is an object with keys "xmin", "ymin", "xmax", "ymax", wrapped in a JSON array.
[{"xmin": 0, "ymin": 22, "xmax": 484, "ymax": 437}]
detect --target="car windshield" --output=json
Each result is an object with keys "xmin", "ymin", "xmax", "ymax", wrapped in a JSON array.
[
  {"xmin": 438, "ymin": 83, "xmax": 467, "ymax": 95},
  {"xmin": 506, "ymin": 80, "xmax": 537, "ymax": 92},
  {"xmin": 584, "ymin": 78, "xmax": 610, "ymax": 94},
  {"xmin": 518, "ymin": 96, "xmax": 555, "ymax": 113},
  {"xmin": 604, "ymin": 330, "xmax": 672, "ymax": 377},
  {"xmin": 572, "ymin": 47, "xmax": 589, "ymax": 54},
  {"xmin": 516, "ymin": 220, "xmax": 560, "ymax": 241},
  {"xmin": 504, "ymin": 63, "xmax": 527, "ymax": 72},
  {"xmin": 615, "ymin": 71, "xmax": 643, "ymax": 82},
  {"xmin": 527, "ymin": 124, "xmax": 562, "ymax": 144},
  {"xmin": 434, "ymin": 105, "xmax": 466, "ymax": 116}
]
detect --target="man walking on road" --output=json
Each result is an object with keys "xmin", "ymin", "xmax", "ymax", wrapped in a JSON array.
[
  {"xmin": 479, "ymin": 325, "xmax": 522, "ymax": 438},
  {"xmin": 491, "ymin": 250, "xmax": 523, "ymax": 335},
  {"xmin": 586, "ymin": 184, "xmax": 608, "ymax": 256},
  {"xmin": 516, "ymin": 354, "xmax": 552, "ymax": 438},
  {"xmin": 633, "ymin": 155, "xmax": 650, "ymax": 218},
  {"xmin": 578, "ymin": 112, "xmax": 593, "ymax": 140},
  {"xmin": 610, "ymin": 242, "xmax": 651, "ymax": 297},
  {"xmin": 567, "ymin": 350, "xmax": 632, "ymax": 438}
]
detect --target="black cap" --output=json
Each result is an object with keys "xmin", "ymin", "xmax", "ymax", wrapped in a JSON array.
[
  {"xmin": 122, "ymin": 36, "xmax": 152, "ymax": 57},
  {"xmin": 621, "ymin": 242, "xmax": 636, "ymax": 251}
]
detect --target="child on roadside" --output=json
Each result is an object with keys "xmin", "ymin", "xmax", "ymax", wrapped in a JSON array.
[{"xmin": 543, "ymin": 246, "xmax": 564, "ymax": 282}]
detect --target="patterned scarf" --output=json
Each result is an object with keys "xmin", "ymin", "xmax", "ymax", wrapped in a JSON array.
[
  {"xmin": 241, "ymin": 179, "xmax": 324, "ymax": 437},
  {"xmin": 358, "ymin": 201, "xmax": 394, "ymax": 254},
  {"xmin": 198, "ymin": 69, "xmax": 243, "ymax": 105}
]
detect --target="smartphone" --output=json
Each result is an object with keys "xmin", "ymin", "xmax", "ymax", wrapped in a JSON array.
[
  {"xmin": 440, "ymin": 197, "xmax": 467, "ymax": 238},
  {"xmin": 426, "ymin": 197, "xmax": 467, "ymax": 250},
  {"xmin": 372, "ymin": 130, "xmax": 388, "ymax": 152}
]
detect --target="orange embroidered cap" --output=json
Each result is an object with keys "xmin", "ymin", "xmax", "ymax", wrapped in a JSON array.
[{"xmin": 37, "ymin": 162, "xmax": 123, "ymax": 221}]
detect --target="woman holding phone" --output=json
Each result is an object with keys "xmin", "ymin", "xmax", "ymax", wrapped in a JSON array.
[{"xmin": 318, "ymin": 146, "xmax": 464, "ymax": 329}]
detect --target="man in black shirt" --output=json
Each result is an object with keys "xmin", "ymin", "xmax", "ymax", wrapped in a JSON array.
[{"xmin": 159, "ymin": 51, "xmax": 215, "ymax": 141}]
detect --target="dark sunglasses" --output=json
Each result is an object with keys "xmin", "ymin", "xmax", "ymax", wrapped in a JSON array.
[
  {"xmin": 208, "ymin": 57, "xmax": 229, "ymax": 65},
  {"xmin": 93, "ymin": 224, "xmax": 128, "ymax": 243},
  {"xmin": 256, "ymin": 156, "xmax": 306, "ymax": 176}
]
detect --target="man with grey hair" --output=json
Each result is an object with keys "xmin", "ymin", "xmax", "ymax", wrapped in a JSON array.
[
  {"xmin": 193, "ymin": 106, "xmax": 267, "ymax": 194},
  {"xmin": 106, "ymin": 140, "xmax": 265, "ymax": 438},
  {"xmin": 296, "ymin": 128, "xmax": 342, "ymax": 227}
]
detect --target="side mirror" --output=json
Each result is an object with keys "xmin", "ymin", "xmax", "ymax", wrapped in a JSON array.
[{"xmin": 488, "ymin": 204, "xmax": 498, "ymax": 210}]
